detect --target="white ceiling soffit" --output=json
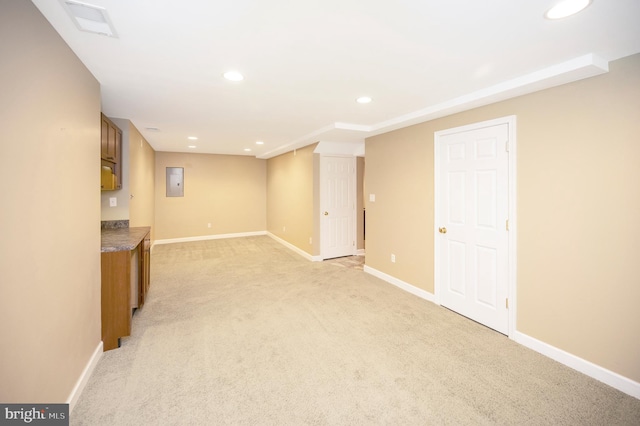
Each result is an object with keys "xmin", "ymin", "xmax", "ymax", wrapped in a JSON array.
[
  {"xmin": 369, "ymin": 54, "xmax": 609, "ymax": 136},
  {"xmin": 30, "ymin": 0, "xmax": 640, "ymax": 159},
  {"xmin": 313, "ymin": 141, "xmax": 365, "ymax": 158},
  {"xmin": 259, "ymin": 54, "xmax": 608, "ymax": 159}
]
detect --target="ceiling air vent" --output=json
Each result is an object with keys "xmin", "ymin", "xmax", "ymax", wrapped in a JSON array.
[{"xmin": 61, "ymin": 0, "xmax": 118, "ymax": 37}]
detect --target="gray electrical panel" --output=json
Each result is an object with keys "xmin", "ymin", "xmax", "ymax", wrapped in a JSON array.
[{"xmin": 166, "ymin": 167, "xmax": 184, "ymax": 197}]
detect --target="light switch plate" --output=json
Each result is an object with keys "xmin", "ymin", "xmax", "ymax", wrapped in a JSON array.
[
  {"xmin": 369, "ymin": 194, "xmax": 376, "ymax": 202},
  {"xmin": 109, "ymin": 197, "xmax": 117, "ymax": 207}
]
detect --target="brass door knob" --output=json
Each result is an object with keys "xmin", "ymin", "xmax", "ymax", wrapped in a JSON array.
[
  {"xmin": 439, "ymin": 227, "xmax": 447, "ymax": 234},
  {"xmin": 324, "ymin": 211, "xmax": 329, "ymax": 216}
]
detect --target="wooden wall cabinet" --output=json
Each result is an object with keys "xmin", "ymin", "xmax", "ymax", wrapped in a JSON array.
[{"xmin": 100, "ymin": 113, "xmax": 122, "ymax": 191}]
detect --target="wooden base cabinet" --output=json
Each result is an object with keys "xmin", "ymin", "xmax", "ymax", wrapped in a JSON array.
[
  {"xmin": 101, "ymin": 250, "xmax": 132, "ymax": 351},
  {"xmin": 101, "ymin": 230, "xmax": 151, "ymax": 351},
  {"xmin": 137, "ymin": 233, "xmax": 151, "ymax": 308}
]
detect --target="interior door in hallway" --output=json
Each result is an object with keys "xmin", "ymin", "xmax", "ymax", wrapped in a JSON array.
[
  {"xmin": 321, "ymin": 155, "xmax": 356, "ymax": 260},
  {"xmin": 435, "ymin": 121, "xmax": 510, "ymax": 334}
]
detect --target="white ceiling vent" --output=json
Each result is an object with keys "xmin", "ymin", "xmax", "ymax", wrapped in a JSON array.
[{"xmin": 61, "ymin": 0, "xmax": 118, "ymax": 37}]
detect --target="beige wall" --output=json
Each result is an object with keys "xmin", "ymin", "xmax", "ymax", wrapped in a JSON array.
[
  {"xmin": 266, "ymin": 147, "xmax": 364, "ymax": 256},
  {"xmin": 127, "ymin": 122, "xmax": 155, "ymax": 240},
  {"xmin": 365, "ymin": 53, "xmax": 640, "ymax": 383},
  {"xmin": 154, "ymin": 152, "xmax": 266, "ymax": 240},
  {"xmin": 0, "ymin": 1, "xmax": 102, "ymax": 403},
  {"xmin": 267, "ymin": 145, "xmax": 318, "ymax": 255},
  {"xmin": 366, "ymin": 127, "xmax": 434, "ymax": 288}
]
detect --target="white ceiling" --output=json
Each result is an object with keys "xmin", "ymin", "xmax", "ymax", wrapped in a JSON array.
[{"xmin": 32, "ymin": 0, "xmax": 640, "ymax": 158}]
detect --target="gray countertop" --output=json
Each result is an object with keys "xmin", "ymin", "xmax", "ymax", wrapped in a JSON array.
[{"xmin": 101, "ymin": 226, "xmax": 151, "ymax": 253}]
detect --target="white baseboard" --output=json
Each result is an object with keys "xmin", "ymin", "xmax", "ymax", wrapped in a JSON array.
[
  {"xmin": 267, "ymin": 232, "xmax": 322, "ymax": 261},
  {"xmin": 363, "ymin": 265, "xmax": 435, "ymax": 303},
  {"xmin": 154, "ymin": 231, "xmax": 267, "ymax": 245},
  {"xmin": 67, "ymin": 341, "xmax": 103, "ymax": 412},
  {"xmin": 513, "ymin": 331, "xmax": 640, "ymax": 399},
  {"xmin": 356, "ymin": 249, "xmax": 365, "ymax": 256},
  {"xmin": 363, "ymin": 266, "xmax": 639, "ymax": 400}
]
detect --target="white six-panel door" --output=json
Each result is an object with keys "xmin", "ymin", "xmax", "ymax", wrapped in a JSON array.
[
  {"xmin": 320, "ymin": 156, "xmax": 356, "ymax": 260},
  {"xmin": 435, "ymin": 121, "xmax": 510, "ymax": 334}
]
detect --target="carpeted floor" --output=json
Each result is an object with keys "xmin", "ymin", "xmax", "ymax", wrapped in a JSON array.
[
  {"xmin": 326, "ymin": 255, "xmax": 365, "ymax": 270},
  {"xmin": 72, "ymin": 236, "xmax": 640, "ymax": 425}
]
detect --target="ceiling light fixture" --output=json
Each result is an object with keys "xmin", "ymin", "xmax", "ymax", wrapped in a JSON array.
[
  {"xmin": 256, "ymin": 141, "xmax": 264, "ymax": 145},
  {"xmin": 545, "ymin": 0, "xmax": 592, "ymax": 20},
  {"xmin": 188, "ymin": 145, "xmax": 197, "ymax": 149},
  {"xmin": 356, "ymin": 96, "xmax": 372, "ymax": 104},
  {"xmin": 61, "ymin": 0, "xmax": 118, "ymax": 37},
  {"xmin": 223, "ymin": 71, "xmax": 244, "ymax": 82},
  {"xmin": 187, "ymin": 136, "xmax": 198, "ymax": 140},
  {"xmin": 243, "ymin": 148, "xmax": 252, "ymax": 152},
  {"xmin": 145, "ymin": 127, "xmax": 160, "ymax": 132}
]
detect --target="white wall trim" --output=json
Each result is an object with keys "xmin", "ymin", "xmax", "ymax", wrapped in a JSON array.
[
  {"xmin": 363, "ymin": 265, "xmax": 435, "ymax": 303},
  {"xmin": 67, "ymin": 341, "xmax": 103, "ymax": 412},
  {"xmin": 267, "ymin": 232, "xmax": 322, "ymax": 261},
  {"xmin": 313, "ymin": 141, "xmax": 365, "ymax": 157},
  {"xmin": 154, "ymin": 231, "xmax": 267, "ymax": 245},
  {"xmin": 513, "ymin": 331, "xmax": 640, "ymax": 399}
]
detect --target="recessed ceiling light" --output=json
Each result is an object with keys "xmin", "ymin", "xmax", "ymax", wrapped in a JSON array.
[
  {"xmin": 545, "ymin": 0, "xmax": 592, "ymax": 20},
  {"xmin": 243, "ymin": 148, "xmax": 252, "ymax": 152},
  {"xmin": 256, "ymin": 141, "xmax": 264, "ymax": 145},
  {"xmin": 223, "ymin": 71, "xmax": 244, "ymax": 82},
  {"xmin": 187, "ymin": 136, "xmax": 198, "ymax": 140},
  {"xmin": 145, "ymin": 127, "xmax": 160, "ymax": 132},
  {"xmin": 356, "ymin": 96, "xmax": 372, "ymax": 104},
  {"xmin": 188, "ymin": 145, "xmax": 197, "ymax": 149}
]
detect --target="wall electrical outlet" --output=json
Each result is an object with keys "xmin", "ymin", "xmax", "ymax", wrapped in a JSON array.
[
  {"xmin": 391, "ymin": 254, "xmax": 396, "ymax": 263},
  {"xmin": 283, "ymin": 226, "xmax": 286, "ymax": 232},
  {"xmin": 109, "ymin": 197, "xmax": 117, "ymax": 207},
  {"xmin": 309, "ymin": 237, "xmax": 312, "ymax": 244},
  {"xmin": 207, "ymin": 223, "xmax": 212, "ymax": 228}
]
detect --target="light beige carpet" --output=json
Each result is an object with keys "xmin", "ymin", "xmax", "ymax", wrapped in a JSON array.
[
  {"xmin": 72, "ymin": 236, "xmax": 640, "ymax": 425},
  {"xmin": 326, "ymin": 255, "xmax": 365, "ymax": 270}
]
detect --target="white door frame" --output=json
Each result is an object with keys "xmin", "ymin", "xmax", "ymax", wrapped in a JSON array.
[
  {"xmin": 434, "ymin": 115, "xmax": 517, "ymax": 337},
  {"xmin": 319, "ymin": 155, "xmax": 357, "ymax": 260}
]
